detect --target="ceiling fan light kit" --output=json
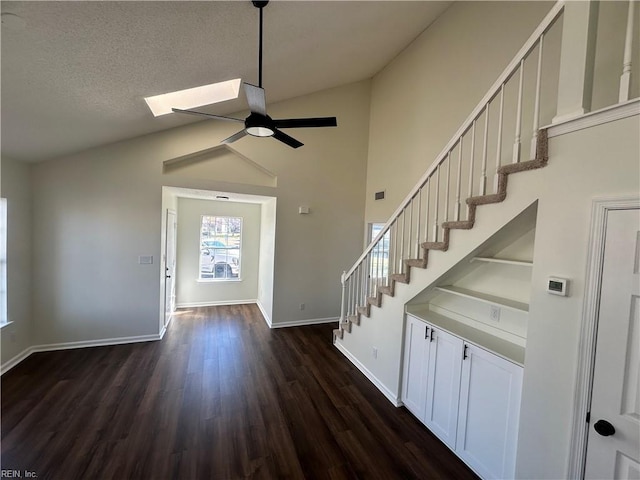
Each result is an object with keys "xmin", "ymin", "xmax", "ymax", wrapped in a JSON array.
[{"xmin": 171, "ymin": 0, "xmax": 337, "ymax": 149}]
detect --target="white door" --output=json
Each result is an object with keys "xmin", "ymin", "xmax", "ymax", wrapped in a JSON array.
[
  {"xmin": 164, "ymin": 209, "xmax": 177, "ymax": 326},
  {"xmin": 424, "ymin": 327, "xmax": 463, "ymax": 450},
  {"xmin": 456, "ymin": 344, "xmax": 523, "ymax": 479},
  {"xmin": 402, "ymin": 315, "xmax": 430, "ymax": 422},
  {"xmin": 584, "ymin": 208, "xmax": 640, "ymax": 479}
]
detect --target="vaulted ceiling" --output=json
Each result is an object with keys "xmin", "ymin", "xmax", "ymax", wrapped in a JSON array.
[{"xmin": 1, "ymin": 1, "xmax": 451, "ymax": 162}]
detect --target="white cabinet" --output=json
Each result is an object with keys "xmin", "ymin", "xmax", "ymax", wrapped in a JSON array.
[
  {"xmin": 456, "ymin": 343, "xmax": 523, "ymax": 479},
  {"xmin": 425, "ymin": 327, "xmax": 463, "ymax": 450},
  {"xmin": 402, "ymin": 314, "xmax": 429, "ymax": 421},
  {"xmin": 402, "ymin": 314, "xmax": 523, "ymax": 479}
]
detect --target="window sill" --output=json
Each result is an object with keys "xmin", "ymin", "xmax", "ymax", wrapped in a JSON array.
[
  {"xmin": 197, "ymin": 278, "xmax": 242, "ymax": 283},
  {"xmin": 0, "ymin": 321, "xmax": 14, "ymax": 329}
]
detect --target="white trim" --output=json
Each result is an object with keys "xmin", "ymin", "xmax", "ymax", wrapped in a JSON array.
[
  {"xmin": 176, "ymin": 299, "xmax": 257, "ymax": 309},
  {"xmin": 159, "ymin": 312, "xmax": 174, "ymax": 340},
  {"xmin": 1, "ymin": 346, "xmax": 34, "ymax": 375},
  {"xmin": 269, "ymin": 317, "xmax": 339, "ymax": 329},
  {"xmin": 0, "ymin": 320, "xmax": 14, "ymax": 329},
  {"xmin": 32, "ymin": 334, "xmax": 162, "ymax": 353},
  {"xmin": 333, "ymin": 341, "xmax": 402, "ymax": 407},
  {"xmin": 256, "ymin": 299, "xmax": 272, "ymax": 328},
  {"xmin": 568, "ymin": 195, "xmax": 640, "ymax": 480},
  {"xmin": 546, "ymin": 98, "xmax": 640, "ymax": 138},
  {"xmin": 1, "ymin": 333, "xmax": 163, "ymax": 376}
]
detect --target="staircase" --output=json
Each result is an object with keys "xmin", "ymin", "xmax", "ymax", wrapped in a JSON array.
[
  {"xmin": 334, "ymin": 2, "xmax": 565, "ymax": 342},
  {"xmin": 334, "ymin": 130, "xmax": 548, "ymax": 340}
]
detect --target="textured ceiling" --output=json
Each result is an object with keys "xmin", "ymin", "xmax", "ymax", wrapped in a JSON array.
[{"xmin": 1, "ymin": 1, "xmax": 451, "ymax": 162}]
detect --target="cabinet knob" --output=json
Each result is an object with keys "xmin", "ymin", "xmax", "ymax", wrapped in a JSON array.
[{"xmin": 593, "ymin": 419, "xmax": 615, "ymax": 437}]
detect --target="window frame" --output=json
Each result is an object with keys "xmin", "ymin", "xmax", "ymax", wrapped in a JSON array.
[{"xmin": 198, "ymin": 215, "xmax": 243, "ymax": 282}]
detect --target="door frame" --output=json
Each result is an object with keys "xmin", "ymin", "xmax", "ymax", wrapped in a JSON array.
[
  {"xmin": 568, "ymin": 195, "xmax": 640, "ymax": 479},
  {"xmin": 164, "ymin": 208, "xmax": 177, "ymax": 328}
]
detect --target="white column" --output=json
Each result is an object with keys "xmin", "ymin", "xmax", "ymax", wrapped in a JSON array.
[
  {"xmin": 619, "ymin": 0, "xmax": 635, "ymax": 103},
  {"xmin": 553, "ymin": 1, "xmax": 599, "ymax": 123}
]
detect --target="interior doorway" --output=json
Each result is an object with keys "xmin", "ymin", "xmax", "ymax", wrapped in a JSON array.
[{"xmin": 159, "ymin": 186, "xmax": 277, "ymax": 333}]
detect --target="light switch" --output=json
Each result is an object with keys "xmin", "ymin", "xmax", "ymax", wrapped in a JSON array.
[{"xmin": 139, "ymin": 255, "xmax": 153, "ymax": 265}]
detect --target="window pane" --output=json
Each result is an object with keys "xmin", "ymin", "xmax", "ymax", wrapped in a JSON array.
[{"xmin": 199, "ymin": 215, "xmax": 242, "ymax": 280}]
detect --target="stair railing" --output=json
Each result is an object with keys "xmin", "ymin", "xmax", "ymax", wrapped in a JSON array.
[{"xmin": 339, "ymin": 1, "xmax": 566, "ymax": 328}]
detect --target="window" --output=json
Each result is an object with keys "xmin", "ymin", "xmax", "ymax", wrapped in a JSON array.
[
  {"xmin": 370, "ymin": 223, "xmax": 390, "ymax": 281},
  {"xmin": 0, "ymin": 198, "xmax": 7, "ymax": 325},
  {"xmin": 199, "ymin": 216, "xmax": 242, "ymax": 281}
]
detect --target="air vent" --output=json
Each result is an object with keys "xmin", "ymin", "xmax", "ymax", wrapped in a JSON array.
[{"xmin": 375, "ymin": 191, "xmax": 385, "ymax": 201}]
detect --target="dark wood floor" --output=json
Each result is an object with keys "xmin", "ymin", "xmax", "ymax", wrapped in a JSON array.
[{"xmin": 1, "ymin": 305, "xmax": 478, "ymax": 480}]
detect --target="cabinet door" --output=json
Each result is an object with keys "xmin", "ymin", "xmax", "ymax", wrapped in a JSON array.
[
  {"xmin": 456, "ymin": 344, "xmax": 523, "ymax": 479},
  {"xmin": 424, "ymin": 327, "xmax": 463, "ymax": 450},
  {"xmin": 402, "ymin": 315, "xmax": 430, "ymax": 421}
]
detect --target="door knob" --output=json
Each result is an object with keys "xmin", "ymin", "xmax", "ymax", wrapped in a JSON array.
[{"xmin": 593, "ymin": 419, "xmax": 615, "ymax": 436}]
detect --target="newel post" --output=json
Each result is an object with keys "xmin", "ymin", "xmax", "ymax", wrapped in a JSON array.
[
  {"xmin": 553, "ymin": 1, "xmax": 600, "ymax": 123},
  {"xmin": 339, "ymin": 270, "xmax": 347, "ymax": 322}
]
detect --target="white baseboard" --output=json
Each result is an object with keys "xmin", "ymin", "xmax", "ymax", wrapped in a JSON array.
[
  {"xmin": 176, "ymin": 299, "xmax": 257, "ymax": 308},
  {"xmin": 333, "ymin": 341, "xmax": 402, "ymax": 407},
  {"xmin": 1, "ymin": 346, "xmax": 35, "ymax": 375},
  {"xmin": 269, "ymin": 316, "xmax": 338, "ymax": 329},
  {"xmin": 1, "ymin": 333, "xmax": 163, "ymax": 376},
  {"xmin": 256, "ymin": 300, "xmax": 272, "ymax": 328}
]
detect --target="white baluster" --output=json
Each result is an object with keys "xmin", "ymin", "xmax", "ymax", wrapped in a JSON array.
[
  {"xmin": 620, "ymin": 0, "xmax": 635, "ymax": 102},
  {"xmin": 513, "ymin": 59, "xmax": 525, "ymax": 164},
  {"xmin": 399, "ymin": 209, "xmax": 405, "ymax": 271},
  {"xmin": 467, "ymin": 121, "xmax": 476, "ymax": 217},
  {"xmin": 433, "ymin": 165, "xmax": 440, "ymax": 241},
  {"xmin": 445, "ymin": 152, "xmax": 451, "ymax": 221},
  {"xmin": 416, "ymin": 188, "xmax": 422, "ymax": 257},
  {"xmin": 480, "ymin": 107, "xmax": 489, "ymax": 195},
  {"xmin": 531, "ymin": 35, "xmax": 544, "ymax": 160},
  {"xmin": 408, "ymin": 196, "xmax": 414, "ymax": 259},
  {"xmin": 495, "ymin": 85, "xmax": 505, "ymax": 192},
  {"xmin": 424, "ymin": 180, "xmax": 430, "ymax": 243},
  {"xmin": 340, "ymin": 271, "xmax": 346, "ymax": 321},
  {"xmin": 455, "ymin": 139, "xmax": 463, "ymax": 221}
]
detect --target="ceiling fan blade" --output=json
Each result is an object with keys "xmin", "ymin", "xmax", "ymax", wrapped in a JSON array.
[
  {"xmin": 244, "ymin": 83, "xmax": 267, "ymax": 116},
  {"xmin": 272, "ymin": 117, "xmax": 337, "ymax": 129},
  {"xmin": 172, "ymin": 108, "xmax": 243, "ymax": 122},
  {"xmin": 221, "ymin": 129, "xmax": 248, "ymax": 145},
  {"xmin": 272, "ymin": 129, "xmax": 303, "ymax": 149}
]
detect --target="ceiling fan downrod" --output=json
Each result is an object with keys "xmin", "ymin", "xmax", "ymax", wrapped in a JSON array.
[{"xmin": 252, "ymin": 1, "xmax": 269, "ymax": 88}]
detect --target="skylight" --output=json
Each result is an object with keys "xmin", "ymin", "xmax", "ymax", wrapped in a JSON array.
[{"xmin": 144, "ymin": 78, "xmax": 242, "ymax": 117}]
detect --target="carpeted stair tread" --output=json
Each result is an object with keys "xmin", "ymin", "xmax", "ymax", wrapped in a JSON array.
[
  {"xmin": 379, "ymin": 285, "xmax": 395, "ymax": 297},
  {"xmin": 422, "ymin": 241, "xmax": 448, "ymax": 251},
  {"xmin": 367, "ymin": 295, "xmax": 382, "ymax": 307},
  {"xmin": 333, "ymin": 329, "xmax": 343, "ymax": 340},
  {"xmin": 442, "ymin": 220, "xmax": 474, "ymax": 230},
  {"xmin": 405, "ymin": 258, "xmax": 428, "ymax": 268},
  {"xmin": 347, "ymin": 314, "xmax": 360, "ymax": 326},
  {"xmin": 391, "ymin": 272, "xmax": 410, "ymax": 284},
  {"xmin": 357, "ymin": 305, "xmax": 370, "ymax": 317}
]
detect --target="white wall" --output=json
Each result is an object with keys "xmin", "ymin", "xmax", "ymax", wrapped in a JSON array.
[
  {"xmin": 0, "ymin": 157, "xmax": 33, "ymax": 366},
  {"xmin": 258, "ymin": 197, "xmax": 277, "ymax": 323},
  {"xmin": 516, "ymin": 116, "xmax": 639, "ymax": 478},
  {"xmin": 29, "ymin": 80, "xmax": 370, "ymax": 345},
  {"xmin": 175, "ymin": 198, "xmax": 261, "ymax": 306}
]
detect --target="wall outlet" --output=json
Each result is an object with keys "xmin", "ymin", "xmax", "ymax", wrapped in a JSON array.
[
  {"xmin": 299, "ymin": 303, "xmax": 305, "ymax": 311},
  {"xmin": 372, "ymin": 346, "xmax": 378, "ymax": 359},
  {"xmin": 490, "ymin": 305, "xmax": 501, "ymax": 322}
]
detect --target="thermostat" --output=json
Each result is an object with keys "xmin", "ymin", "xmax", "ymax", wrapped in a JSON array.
[{"xmin": 547, "ymin": 277, "xmax": 568, "ymax": 296}]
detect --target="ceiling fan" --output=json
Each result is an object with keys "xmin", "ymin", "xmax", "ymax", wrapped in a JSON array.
[{"xmin": 172, "ymin": 0, "xmax": 337, "ymax": 149}]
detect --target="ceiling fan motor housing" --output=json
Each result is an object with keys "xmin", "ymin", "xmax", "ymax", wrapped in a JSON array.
[{"xmin": 245, "ymin": 112, "xmax": 274, "ymax": 137}]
